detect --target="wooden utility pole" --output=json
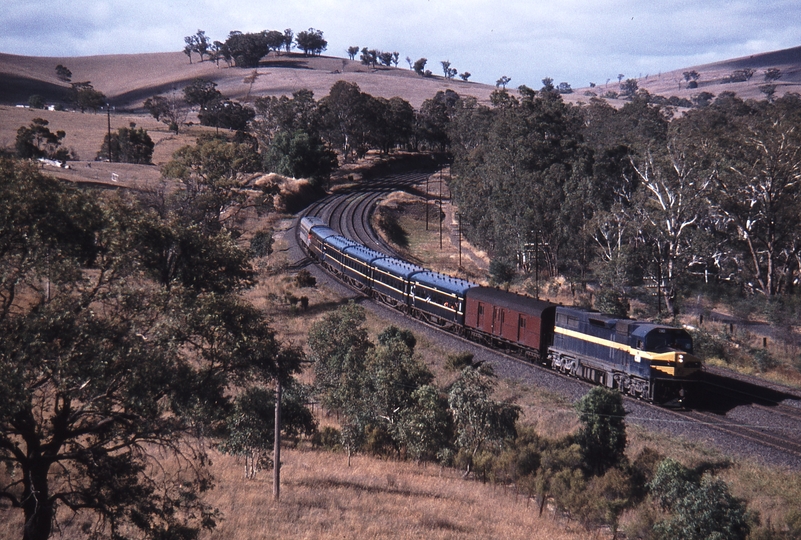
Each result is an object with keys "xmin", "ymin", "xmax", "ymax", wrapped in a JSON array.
[
  {"xmin": 273, "ymin": 380, "xmax": 282, "ymax": 501},
  {"xmin": 458, "ymin": 213, "xmax": 462, "ymax": 268},
  {"xmin": 425, "ymin": 175, "xmax": 429, "ymax": 230},
  {"xmin": 439, "ymin": 168, "xmax": 443, "ymax": 249},
  {"xmin": 106, "ymin": 104, "xmax": 112, "ymax": 162}
]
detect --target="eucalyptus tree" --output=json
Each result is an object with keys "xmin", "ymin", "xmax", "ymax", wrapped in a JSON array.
[
  {"xmin": 448, "ymin": 87, "xmax": 589, "ymax": 276},
  {"xmin": 320, "ymin": 81, "xmax": 376, "ymax": 161},
  {"xmin": 0, "ymin": 158, "xmax": 301, "ymax": 540},
  {"xmin": 710, "ymin": 93, "xmax": 801, "ymax": 296}
]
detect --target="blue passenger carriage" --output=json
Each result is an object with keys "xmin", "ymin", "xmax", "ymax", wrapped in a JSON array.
[
  {"xmin": 409, "ymin": 271, "xmax": 477, "ymax": 328},
  {"xmin": 340, "ymin": 244, "xmax": 387, "ymax": 291},
  {"xmin": 371, "ymin": 257, "xmax": 425, "ymax": 308}
]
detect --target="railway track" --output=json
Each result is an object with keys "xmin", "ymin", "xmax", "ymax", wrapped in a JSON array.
[{"xmin": 291, "ymin": 169, "xmax": 801, "ymax": 469}]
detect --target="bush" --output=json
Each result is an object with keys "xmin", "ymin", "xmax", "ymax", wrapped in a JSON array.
[
  {"xmin": 295, "ymin": 269, "xmax": 316, "ymax": 288},
  {"xmin": 445, "ymin": 351, "xmax": 475, "ymax": 371},
  {"xmin": 250, "ymin": 230, "xmax": 274, "ymax": 258},
  {"xmin": 28, "ymin": 95, "xmax": 46, "ymax": 109},
  {"xmin": 752, "ymin": 348, "xmax": 777, "ymax": 372},
  {"xmin": 489, "ymin": 258, "xmax": 516, "ymax": 288},
  {"xmin": 594, "ymin": 288, "xmax": 629, "ymax": 318},
  {"xmin": 312, "ymin": 426, "xmax": 342, "ymax": 450}
]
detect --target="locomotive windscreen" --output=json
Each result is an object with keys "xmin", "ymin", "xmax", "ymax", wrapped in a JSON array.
[{"xmin": 644, "ymin": 329, "xmax": 693, "ymax": 354}]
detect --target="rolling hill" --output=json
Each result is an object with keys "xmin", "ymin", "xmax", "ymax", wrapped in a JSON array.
[
  {"xmin": 2, "ymin": 44, "xmax": 800, "ymax": 112},
  {"xmin": 0, "ymin": 51, "xmax": 498, "ymax": 110}
]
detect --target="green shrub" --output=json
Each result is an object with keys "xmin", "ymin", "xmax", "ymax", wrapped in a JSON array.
[
  {"xmin": 295, "ymin": 269, "xmax": 316, "ymax": 288},
  {"xmin": 250, "ymin": 230, "xmax": 274, "ymax": 258},
  {"xmin": 312, "ymin": 426, "xmax": 342, "ymax": 450}
]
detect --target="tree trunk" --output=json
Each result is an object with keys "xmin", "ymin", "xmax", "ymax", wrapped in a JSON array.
[{"xmin": 22, "ymin": 464, "xmax": 54, "ymax": 540}]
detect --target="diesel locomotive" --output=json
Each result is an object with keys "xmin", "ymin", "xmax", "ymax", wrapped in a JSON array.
[{"xmin": 300, "ymin": 216, "xmax": 702, "ymax": 404}]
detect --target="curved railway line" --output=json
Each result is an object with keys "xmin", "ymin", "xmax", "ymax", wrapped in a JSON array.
[{"xmin": 291, "ymin": 169, "xmax": 801, "ymax": 469}]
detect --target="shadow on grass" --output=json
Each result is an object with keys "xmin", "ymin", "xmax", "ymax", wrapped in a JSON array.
[{"xmin": 377, "ymin": 212, "xmax": 409, "ymax": 249}]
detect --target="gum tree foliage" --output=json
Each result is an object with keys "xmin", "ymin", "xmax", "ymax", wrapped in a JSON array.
[
  {"xmin": 27, "ymin": 95, "xmax": 46, "ymax": 109},
  {"xmin": 363, "ymin": 328, "xmax": 433, "ymax": 454},
  {"xmin": 416, "ymin": 89, "xmax": 459, "ymax": 151},
  {"xmin": 441, "ymin": 60, "xmax": 457, "ymax": 79},
  {"xmin": 294, "ymin": 28, "xmax": 327, "ymax": 56},
  {"xmin": 15, "ymin": 118, "xmax": 68, "ymax": 161},
  {"xmin": 0, "ymin": 157, "xmax": 302, "ymax": 540},
  {"xmin": 183, "ymin": 29, "xmax": 210, "ymax": 63},
  {"xmin": 649, "ymin": 458, "xmax": 755, "ymax": 540},
  {"xmin": 198, "ymin": 99, "xmax": 256, "ymax": 132},
  {"xmin": 396, "ymin": 384, "xmax": 454, "ymax": 463},
  {"xmin": 67, "ymin": 82, "xmax": 106, "ymax": 113},
  {"xmin": 262, "ymin": 129, "xmax": 337, "ymax": 186},
  {"xmin": 319, "ymin": 81, "xmax": 375, "ymax": 161},
  {"xmin": 182, "ymin": 78, "xmax": 223, "ymax": 110},
  {"xmin": 262, "ymin": 30, "xmax": 286, "ymax": 56},
  {"xmin": 144, "ymin": 92, "xmax": 188, "ymax": 132},
  {"xmin": 223, "ymin": 31, "xmax": 270, "ymax": 67},
  {"xmin": 161, "ymin": 133, "xmax": 265, "ymax": 235},
  {"xmin": 307, "ymin": 302, "xmax": 373, "ymax": 461},
  {"xmin": 347, "ymin": 46, "xmax": 359, "ymax": 60},
  {"xmin": 55, "ymin": 64, "xmax": 71, "ymax": 82},
  {"xmin": 370, "ymin": 96, "xmax": 415, "ymax": 154},
  {"xmin": 307, "ymin": 302, "xmax": 372, "ymax": 416},
  {"xmin": 282, "ymin": 29, "xmax": 294, "ymax": 53},
  {"xmin": 218, "ymin": 383, "xmax": 316, "ymax": 479},
  {"xmin": 413, "ymin": 58, "xmax": 427, "ymax": 76},
  {"xmin": 574, "ymin": 387, "xmax": 627, "ymax": 476},
  {"xmin": 360, "ymin": 48, "xmax": 378, "ymax": 67},
  {"xmin": 254, "ymin": 89, "xmax": 323, "ymax": 144},
  {"xmin": 308, "ymin": 307, "xmax": 440, "ymax": 462},
  {"xmin": 448, "ymin": 365, "xmax": 519, "ymax": 471},
  {"xmin": 97, "ymin": 123, "xmax": 155, "ymax": 164},
  {"xmin": 448, "ymin": 87, "xmax": 590, "ymax": 274},
  {"xmin": 255, "ymin": 89, "xmax": 338, "ymax": 183},
  {"xmin": 444, "ymin": 71, "xmax": 801, "ymax": 311},
  {"xmin": 708, "ymin": 94, "xmax": 801, "ymax": 296}
]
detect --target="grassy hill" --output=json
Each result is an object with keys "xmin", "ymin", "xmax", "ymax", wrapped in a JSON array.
[
  {"xmin": 2, "ymin": 44, "xmax": 800, "ymax": 118},
  {"xmin": 0, "ymin": 51, "xmax": 498, "ymax": 110},
  {"xmin": 572, "ymin": 45, "xmax": 801, "ymax": 106}
]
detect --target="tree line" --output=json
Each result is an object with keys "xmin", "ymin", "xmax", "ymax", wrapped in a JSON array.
[
  {"xmin": 183, "ymin": 28, "xmax": 327, "ymax": 67},
  {"xmin": 447, "ymin": 85, "xmax": 801, "ymax": 322}
]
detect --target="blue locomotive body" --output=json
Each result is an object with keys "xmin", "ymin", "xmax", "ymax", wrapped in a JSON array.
[{"xmin": 550, "ymin": 307, "xmax": 701, "ymax": 402}]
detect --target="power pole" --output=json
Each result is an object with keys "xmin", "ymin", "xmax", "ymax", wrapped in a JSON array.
[
  {"xmin": 439, "ymin": 168, "xmax": 443, "ymax": 249},
  {"xmin": 425, "ymin": 175, "xmax": 429, "ymax": 231},
  {"xmin": 273, "ymin": 380, "xmax": 282, "ymax": 501},
  {"xmin": 106, "ymin": 104, "xmax": 112, "ymax": 162},
  {"xmin": 457, "ymin": 212, "xmax": 462, "ymax": 268}
]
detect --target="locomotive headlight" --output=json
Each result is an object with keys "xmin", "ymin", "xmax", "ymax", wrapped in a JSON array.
[{"xmin": 678, "ymin": 354, "xmax": 684, "ymax": 363}]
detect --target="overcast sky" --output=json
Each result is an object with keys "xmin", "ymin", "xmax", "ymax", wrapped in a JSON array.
[{"xmin": 3, "ymin": 0, "xmax": 800, "ymax": 87}]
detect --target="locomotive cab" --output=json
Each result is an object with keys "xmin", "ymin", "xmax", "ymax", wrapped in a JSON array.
[{"xmin": 631, "ymin": 325, "xmax": 702, "ymax": 379}]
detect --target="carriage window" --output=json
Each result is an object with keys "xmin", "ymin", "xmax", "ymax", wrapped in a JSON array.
[
  {"xmin": 478, "ymin": 304, "xmax": 484, "ymax": 316},
  {"xmin": 519, "ymin": 316, "xmax": 526, "ymax": 329}
]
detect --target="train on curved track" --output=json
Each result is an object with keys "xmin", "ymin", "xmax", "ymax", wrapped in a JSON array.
[{"xmin": 300, "ymin": 216, "xmax": 702, "ymax": 405}]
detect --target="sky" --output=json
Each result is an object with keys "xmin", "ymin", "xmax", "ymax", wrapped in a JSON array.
[{"xmin": 3, "ymin": 0, "xmax": 801, "ymax": 88}]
